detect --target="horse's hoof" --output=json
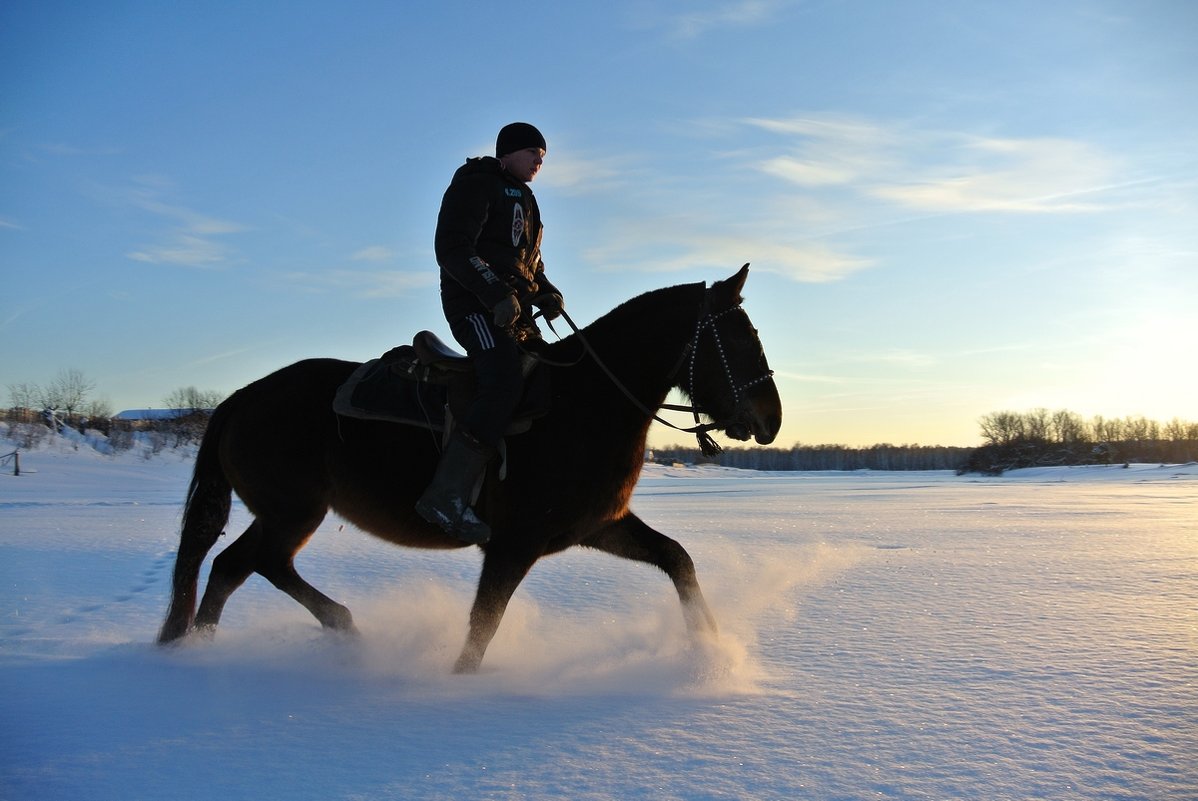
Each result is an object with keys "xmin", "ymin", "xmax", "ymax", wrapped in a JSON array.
[
  {"xmin": 190, "ymin": 623, "xmax": 217, "ymax": 641},
  {"xmin": 321, "ymin": 605, "xmax": 355, "ymax": 632},
  {"xmin": 327, "ymin": 623, "xmax": 362, "ymax": 641},
  {"xmin": 452, "ymin": 655, "xmax": 482, "ymax": 674}
]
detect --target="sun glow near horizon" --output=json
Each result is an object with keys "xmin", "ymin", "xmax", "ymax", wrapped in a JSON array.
[{"xmin": 1001, "ymin": 313, "xmax": 1197, "ymax": 430}]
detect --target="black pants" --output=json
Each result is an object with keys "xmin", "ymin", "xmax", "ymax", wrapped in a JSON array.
[{"xmin": 450, "ymin": 312, "xmax": 525, "ymax": 448}]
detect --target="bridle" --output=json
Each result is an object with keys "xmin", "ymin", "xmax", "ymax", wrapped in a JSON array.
[
  {"xmin": 684, "ymin": 306, "xmax": 775, "ymax": 411},
  {"xmin": 536, "ymin": 295, "xmax": 773, "ymax": 457}
]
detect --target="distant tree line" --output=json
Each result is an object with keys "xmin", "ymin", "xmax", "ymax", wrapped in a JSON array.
[
  {"xmin": 7, "ymin": 369, "xmax": 109, "ymax": 421},
  {"xmin": 8, "ymin": 372, "xmax": 1195, "ymax": 475},
  {"xmin": 649, "ymin": 443, "xmax": 972, "ymax": 471},
  {"xmin": 651, "ymin": 409, "xmax": 1196, "ymax": 474},
  {"xmin": 5, "ymin": 369, "xmax": 225, "ymax": 449},
  {"xmin": 958, "ymin": 409, "xmax": 1197, "ymax": 474},
  {"xmin": 160, "ymin": 386, "xmax": 226, "ymax": 414}
]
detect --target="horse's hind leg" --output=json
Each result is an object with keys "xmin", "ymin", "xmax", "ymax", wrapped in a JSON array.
[
  {"xmin": 195, "ymin": 515, "xmax": 355, "ymax": 635},
  {"xmin": 584, "ymin": 513, "xmax": 718, "ymax": 635},
  {"xmin": 194, "ymin": 519, "xmax": 264, "ymax": 633},
  {"xmin": 258, "ymin": 557, "xmax": 356, "ymax": 633},
  {"xmin": 254, "ymin": 514, "xmax": 356, "ymax": 634}
]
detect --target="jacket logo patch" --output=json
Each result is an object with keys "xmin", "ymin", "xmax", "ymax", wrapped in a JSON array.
[
  {"xmin": 468, "ymin": 256, "xmax": 499, "ymax": 284},
  {"xmin": 511, "ymin": 204, "xmax": 525, "ymax": 247},
  {"xmin": 504, "ymin": 188, "xmax": 523, "ymax": 197}
]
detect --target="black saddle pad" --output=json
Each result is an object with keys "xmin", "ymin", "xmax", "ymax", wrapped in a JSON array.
[
  {"xmin": 332, "ymin": 344, "xmax": 552, "ymax": 434},
  {"xmin": 333, "ymin": 349, "xmax": 450, "ymax": 430}
]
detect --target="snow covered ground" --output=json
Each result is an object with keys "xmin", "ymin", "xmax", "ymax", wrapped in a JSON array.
[{"xmin": 1, "ymin": 433, "xmax": 1195, "ymax": 800}]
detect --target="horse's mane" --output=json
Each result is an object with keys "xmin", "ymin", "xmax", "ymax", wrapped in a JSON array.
[{"xmin": 542, "ymin": 279, "xmax": 707, "ymax": 364}]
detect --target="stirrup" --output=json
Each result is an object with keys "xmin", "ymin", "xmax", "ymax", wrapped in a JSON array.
[{"xmin": 415, "ymin": 492, "xmax": 491, "ymax": 545}]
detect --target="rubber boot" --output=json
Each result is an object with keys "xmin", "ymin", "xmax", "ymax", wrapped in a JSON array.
[{"xmin": 415, "ymin": 431, "xmax": 493, "ymax": 544}]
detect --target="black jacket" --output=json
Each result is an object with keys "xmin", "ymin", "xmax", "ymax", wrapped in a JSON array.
[{"xmin": 434, "ymin": 157, "xmax": 560, "ymax": 333}]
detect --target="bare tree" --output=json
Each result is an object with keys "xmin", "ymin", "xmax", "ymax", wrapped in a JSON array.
[
  {"xmin": 1163, "ymin": 418, "xmax": 1198, "ymax": 442},
  {"xmin": 1091, "ymin": 415, "xmax": 1120, "ymax": 443},
  {"xmin": 81, "ymin": 397, "xmax": 113, "ymax": 420},
  {"xmin": 1024, "ymin": 407, "xmax": 1050, "ymax": 441},
  {"xmin": 1050, "ymin": 409, "xmax": 1086, "ymax": 444},
  {"xmin": 35, "ymin": 382, "xmax": 62, "ymax": 411},
  {"xmin": 7, "ymin": 382, "xmax": 41, "ymax": 411},
  {"xmin": 48, "ymin": 368, "xmax": 95, "ymax": 415},
  {"xmin": 162, "ymin": 386, "xmax": 226, "ymax": 414},
  {"xmin": 978, "ymin": 410, "xmax": 1025, "ymax": 446}
]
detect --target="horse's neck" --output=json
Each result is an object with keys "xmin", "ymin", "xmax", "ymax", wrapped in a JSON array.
[{"xmin": 565, "ymin": 281, "xmax": 705, "ymax": 406}]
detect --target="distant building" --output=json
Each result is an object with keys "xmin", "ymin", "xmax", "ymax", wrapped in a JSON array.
[
  {"xmin": 114, "ymin": 409, "xmax": 188, "ymax": 422},
  {"xmin": 112, "ymin": 409, "xmax": 212, "ymax": 429}
]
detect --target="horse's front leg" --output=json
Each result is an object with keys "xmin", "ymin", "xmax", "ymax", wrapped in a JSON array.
[
  {"xmin": 454, "ymin": 545, "xmax": 540, "ymax": 674},
  {"xmin": 583, "ymin": 513, "xmax": 718, "ymax": 636}
]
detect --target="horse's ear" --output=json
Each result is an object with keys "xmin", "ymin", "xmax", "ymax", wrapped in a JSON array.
[{"xmin": 708, "ymin": 263, "xmax": 750, "ymax": 309}]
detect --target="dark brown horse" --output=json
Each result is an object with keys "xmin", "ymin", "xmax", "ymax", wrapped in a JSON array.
[{"xmin": 158, "ymin": 264, "xmax": 781, "ymax": 672}]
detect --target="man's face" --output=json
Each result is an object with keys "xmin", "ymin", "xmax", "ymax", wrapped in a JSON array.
[{"xmin": 500, "ymin": 147, "xmax": 545, "ymax": 183}]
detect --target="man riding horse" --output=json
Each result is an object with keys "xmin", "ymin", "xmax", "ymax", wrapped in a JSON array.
[{"xmin": 415, "ymin": 122, "xmax": 564, "ymax": 544}]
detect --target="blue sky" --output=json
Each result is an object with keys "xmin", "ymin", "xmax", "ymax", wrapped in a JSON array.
[{"xmin": 2, "ymin": 0, "xmax": 1195, "ymax": 448}]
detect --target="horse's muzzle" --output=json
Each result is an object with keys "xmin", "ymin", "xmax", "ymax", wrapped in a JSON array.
[{"xmin": 726, "ymin": 386, "xmax": 782, "ymax": 445}]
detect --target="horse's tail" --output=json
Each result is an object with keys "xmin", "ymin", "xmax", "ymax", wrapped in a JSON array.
[{"xmin": 157, "ymin": 395, "xmax": 236, "ymax": 644}]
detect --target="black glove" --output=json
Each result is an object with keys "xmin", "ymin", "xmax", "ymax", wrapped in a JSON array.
[
  {"xmin": 492, "ymin": 295, "xmax": 521, "ymax": 328},
  {"xmin": 532, "ymin": 293, "xmax": 564, "ymax": 322},
  {"xmin": 510, "ymin": 276, "xmax": 538, "ymax": 298}
]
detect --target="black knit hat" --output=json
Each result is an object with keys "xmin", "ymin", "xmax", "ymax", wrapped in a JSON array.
[{"xmin": 496, "ymin": 122, "xmax": 546, "ymax": 157}]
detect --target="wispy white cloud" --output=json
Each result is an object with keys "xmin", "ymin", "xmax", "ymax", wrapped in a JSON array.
[
  {"xmin": 126, "ymin": 184, "xmax": 246, "ymax": 234},
  {"xmin": 757, "ymin": 156, "xmax": 855, "ymax": 187},
  {"xmin": 739, "ymin": 241, "xmax": 873, "ymax": 283},
  {"xmin": 110, "ymin": 176, "xmax": 247, "ymax": 268},
  {"xmin": 569, "ymin": 113, "xmax": 1131, "ymax": 285},
  {"xmin": 128, "ymin": 235, "xmax": 230, "ymax": 268},
  {"xmin": 649, "ymin": 0, "xmax": 795, "ymax": 40},
  {"xmin": 282, "ymin": 268, "xmax": 436, "ymax": 299},
  {"xmin": 743, "ymin": 114, "xmax": 1125, "ymax": 214},
  {"xmin": 540, "ymin": 152, "xmax": 631, "ymax": 195},
  {"xmin": 585, "ymin": 227, "xmax": 871, "ymax": 284},
  {"xmin": 743, "ymin": 114, "xmax": 901, "ymax": 186},
  {"xmin": 744, "ymin": 114, "xmax": 897, "ymax": 147},
  {"xmin": 668, "ymin": 113, "xmax": 1146, "ymax": 284},
  {"xmin": 351, "ymin": 246, "xmax": 396, "ymax": 262},
  {"xmin": 870, "ymin": 136, "xmax": 1120, "ymax": 213},
  {"xmin": 1, "ymin": 306, "xmax": 30, "ymax": 331}
]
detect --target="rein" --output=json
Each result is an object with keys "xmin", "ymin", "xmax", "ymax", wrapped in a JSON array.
[{"xmin": 534, "ymin": 299, "xmax": 764, "ymax": 457}]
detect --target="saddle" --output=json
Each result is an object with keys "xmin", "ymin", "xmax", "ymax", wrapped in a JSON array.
[{"xmin": 332, "ymin": 331, "xmax": 550, "ymax": 436}]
